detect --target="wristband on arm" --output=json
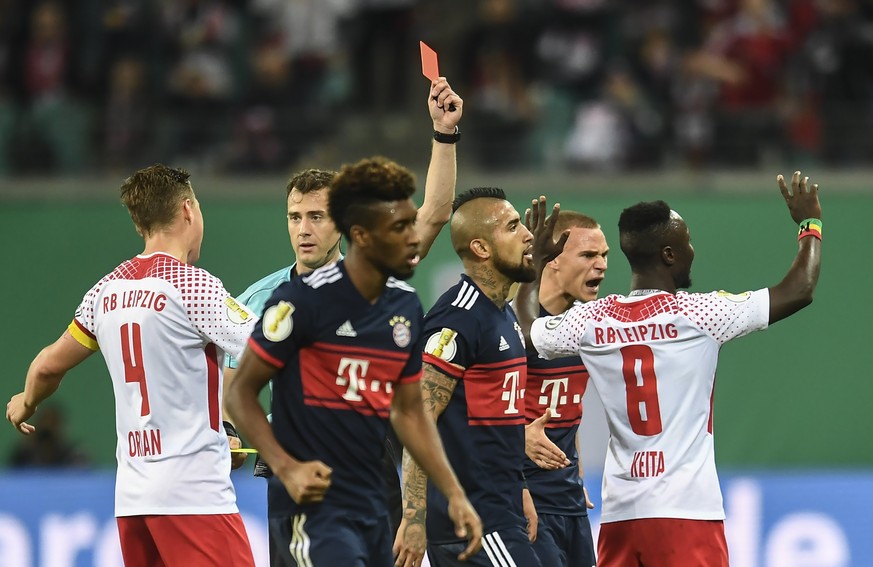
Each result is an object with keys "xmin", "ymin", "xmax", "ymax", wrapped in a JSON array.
[
  {"xmin": 433, "ymin": 126, "xmax": 460, "ymax": 144},
  {"xmin": 798, "ymin": 218, "xmax": 822, "ymax": 241},
  {"xmin": 223, "ymin": 420, "xmax": 239, "ymax": 439}
]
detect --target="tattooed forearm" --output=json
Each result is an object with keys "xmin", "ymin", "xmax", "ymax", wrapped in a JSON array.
[
  {"xmin": 399, "ymin": 364, "xmax": 457, "ymax": 520},
  {"xmin": 402, "ymin": 447, "xmax": 429, "ymax": 517},
  {"xmin": 420, "ymin": 364, "xmax": 456, "ymax": 419}
]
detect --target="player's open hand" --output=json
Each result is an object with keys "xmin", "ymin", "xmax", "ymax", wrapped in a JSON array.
[
  {"xmin": 279, "ymin": 460, "xmax": 332, "ymax": 505},
  {"xmin": 429, "ymin": 78, "xmax": 463, "ymax": 132},
  {"xmin": 525, "ymin": 409, "xmax": 570, "ymax": 470},
  {"xmin": 525, "ymin": 195, "xmax": 568, "ymax": 272},
  {"xmin": 778, "ymin": 171, "xmax": 821, "ymax": 224},
  {"xmin": 447, "ymin": 492, "xmax": 482, "ymax": 561},
  {"xmin": 393, "ymin": 514, "xmax": 426, "ymax": 567},
  {"xmin": 6, "ymin": 393, "xmax": 36, "ymax": 435}
]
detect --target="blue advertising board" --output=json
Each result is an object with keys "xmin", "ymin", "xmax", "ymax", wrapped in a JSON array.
[{"xmin": 0, "ymin": 470, "xmax": 871, "ymax": 566}]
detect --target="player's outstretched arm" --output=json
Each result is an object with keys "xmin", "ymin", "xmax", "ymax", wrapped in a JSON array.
[
  {"xmin": 769, "ymin": 171, "xmax": 823, "ymax": 325},
  {"xmin": 417, "ymin": 77, "xmax": 463, "ymax": 260},
  {"xmin": 516, "ymin": 196, "xmax": 568, "ymax": 347},
  {"xmin": 392, "ymin": 364, "xmax": 482, "ymax": 564},
  {"xmin": 7, "ymin": 331, "xmax": 94, "ymax": 435},
  {"xmin": 226, "ymin": 348, "xmax": 332, "ymax": 504}
]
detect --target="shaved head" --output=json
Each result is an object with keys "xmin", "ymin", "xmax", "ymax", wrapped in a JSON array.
[
  {"xmin": 450, "ymin": 197, "xmax": 505, "ymax": 258},
  {"xmin": 450, "ymin": 187, "xmax": 509, "ymax": 259}
]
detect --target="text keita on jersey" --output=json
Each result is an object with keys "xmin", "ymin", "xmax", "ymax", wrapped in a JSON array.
[
  {"xmin": 102, "ymin": 290, "xmax": 167, "ymax": 313},
  {"xmin": 594, "ymin": 323, "xmax": 678, "ymax": 345},
  {"xmin": 630, "ymin": 450, "xmax": 665, "ymax": 478}
]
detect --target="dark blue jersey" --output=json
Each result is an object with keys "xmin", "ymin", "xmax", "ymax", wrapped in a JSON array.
[
  {"xmin": 422, "ymin": 275, "xmax": 528, "ymax": 543},
  {"xmin": 521, "ymin": 304, "xmax": 590, "ymax": 515},
  {"xmin": 246, "ymin": 261, "xmax": 423, "ymax": 519}
]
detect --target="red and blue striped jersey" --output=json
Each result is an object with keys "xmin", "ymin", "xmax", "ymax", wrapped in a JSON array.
[
  {"xmin": 246, "ymin": 261, "xmax": 423, "ymax": 518},
  {"xmin": 422, "ymin": 274, "xmax": 529, "ymax": 543}
]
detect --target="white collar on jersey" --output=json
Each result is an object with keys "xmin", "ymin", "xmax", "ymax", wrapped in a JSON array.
[{"xmin": 627, "ymin": 288, "xmax": 670, "ymax": 297}]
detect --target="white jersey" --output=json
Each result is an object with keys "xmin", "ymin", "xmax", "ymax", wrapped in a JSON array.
[
  {"xmin": 69, "ymin": 252, "xmax": 257, "ymax": 517},
  {"xmin": 531, "ymin": 289, "xmax": 769, "ymax": 523}
]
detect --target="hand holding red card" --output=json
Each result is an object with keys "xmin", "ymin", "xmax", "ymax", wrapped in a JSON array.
[{"xmin": 420, "ymin": 41, "xmax": 455, "ymax": 112}]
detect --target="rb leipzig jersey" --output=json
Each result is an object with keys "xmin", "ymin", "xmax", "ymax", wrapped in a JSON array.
[
  {"xmin": 518, "ymin": 302, "xmax": 591, "ymax": 516},
  {"xmin": 69, "ymin": 252, "xmax": 257, "ymax": 516},
  {"xmin": 531, "ymin": 289, "xmax": 769, "ymax": 523},
  {"xmin": 423, "ymin": 274, "xmax": 528, "ymax": 543},
  {"xmin": 245, "ymin": 261, "xmax": 423, "ymax": 519}
]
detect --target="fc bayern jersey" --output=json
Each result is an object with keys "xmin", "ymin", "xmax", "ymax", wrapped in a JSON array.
[
  {"xmin": 68, "ymin": 252, "xmax": 258, "ymax": 517},
  {"xmin": 531, "ymin": 289, "xmax": 769, "ymax": 523},
  {"xmin": 422, "ymin": 275, "xmax": 528, "ymax": 543},
  {"xmin": 518, "ymin": 302, "xmax": 590, "ymax": 516},
  {"xmin": 245, "ymin": 261, "xmax": 423, "ymax": 519},
  {"xmin": 225, "ymin": 264, "xmax": 293, "ymax": 369}
]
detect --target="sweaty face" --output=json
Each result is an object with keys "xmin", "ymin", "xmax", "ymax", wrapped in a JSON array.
[
  {"xmin": 489, "ymin": 201, "xmax": 535, "ymax": 283},
  {"xmin": 287, "ymin": 188, "xmax": 342, "ymax": 274},
  {"xmin": 553, "ymin": 227, "xmax": 608, "ymax": 302},
  {"xmin": 367, "ymin": 199, "xmax": 421, "ymax": 280}
]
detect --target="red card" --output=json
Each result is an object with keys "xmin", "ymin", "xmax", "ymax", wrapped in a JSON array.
[{"xmin": 420, "ymin": 41, "xmax": 440, "ymax": 81}]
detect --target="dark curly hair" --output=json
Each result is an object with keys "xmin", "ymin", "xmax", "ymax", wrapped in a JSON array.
[
  {"xmin": 328, "ymin": 156, "xmax": 417, "ymax": 239},
  {"xmin": 120, "ymin": 164, "xmax": 194, "ymax": 236},
  {"xmin": 618, "ymin": 200, "xmax": 673, "ymax": 269}
]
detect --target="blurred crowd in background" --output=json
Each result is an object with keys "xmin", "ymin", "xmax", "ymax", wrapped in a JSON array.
[{"xmin": 1, "ymin": 0, "xmax": 872, "ymax": 178}]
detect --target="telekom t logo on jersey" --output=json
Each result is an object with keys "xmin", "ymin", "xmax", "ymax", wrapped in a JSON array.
[
  {"xmin": 336, "ymin": 357, "xmax": 369, "ymax": 401},
  {"xmin": 500, "ymin": 371, "xmax": 524, "ymax": 414},
  {"xmin": 335, "ymin": 357, "xmax": 393, "ymax": 401},
  {"xmin": 538, "ymin": 378, "xmax": 569, "ymax": 418}
]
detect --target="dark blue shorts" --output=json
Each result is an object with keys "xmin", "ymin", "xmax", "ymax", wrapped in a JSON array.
[
  {"xmin": 268, "ymin": 510, "xmax": 392, "ymax": 566},
  {"xmin": 533, "ymin": 513, "xmax": 596, "ymax": 567},
  {"xmin": 427, "ymin": 524, "xmax": 542, "ymax": 567}
]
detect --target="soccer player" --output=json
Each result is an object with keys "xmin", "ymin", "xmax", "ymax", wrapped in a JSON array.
[
  {"xmin": 6, "ymin": 164, "xmax": 258, "ymax": 567},
  {"xmin": 222, "ymin": 77, "xmax": 463, "ymax": 557},
  {"xmin": 516, "ymin": 171, "xmax": 823, "ymax": 566},
  {"xmin": 517, "ymin": 211, "xmax": 607, "ymax": 567},
  {"xmin": 225, "ymin": 157, "xmax": 482, "ymax": 567},
  {"xmin": 395, "ymin": 189, "xmax": 564, "ymax": 567}
]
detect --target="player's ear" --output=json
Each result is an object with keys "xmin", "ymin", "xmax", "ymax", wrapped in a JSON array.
[
  {"xmin": 661, "ymin": 245, "xmax": 675, "ymax": 266},
  {"xmin": 469, "ymin": 238, "xmax": 490, "ymax": 260},
  {"xmin": 349, "ymin": 224, "xmax": 369, "ymax": 248},
  {"xmin": 547, "ymin": 255, "xmax": 561, "ymax": 271},
  {"xmin": 181, "ymin": 198, "xmax": 194, "ymax": 224}
]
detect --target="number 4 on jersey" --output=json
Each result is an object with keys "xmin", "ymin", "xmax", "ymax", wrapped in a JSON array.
[
  {"xmin": 121, "ymin": 323, "xmax": 150, "ymax": 416},
  {"xmin": 621, "ymin": 345, "xmax": 663, "ymax": 436}
]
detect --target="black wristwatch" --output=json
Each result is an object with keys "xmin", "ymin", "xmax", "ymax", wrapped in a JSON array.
[{"xmin": 433, "ymin": 126, "xmax": 460, "ymax": 144}]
